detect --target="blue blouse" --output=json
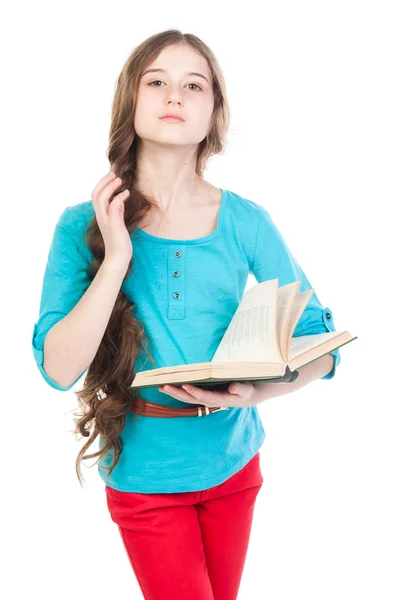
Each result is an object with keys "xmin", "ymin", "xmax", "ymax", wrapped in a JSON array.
[{"xmin": 31, "ymin": 189, "xmax": 340, "ymax": 493}]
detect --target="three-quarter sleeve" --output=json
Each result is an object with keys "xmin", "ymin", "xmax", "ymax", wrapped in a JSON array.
[
  {"xmin": 249, "ymin": 205, "xmax": 340, "ymax": 380},
  {"xmin": 31, "ymin": 206, "xmax": 92, "ymax": 390}
]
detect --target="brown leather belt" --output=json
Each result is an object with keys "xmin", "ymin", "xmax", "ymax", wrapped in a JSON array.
[{"xmin": 128, "ymin": 397, "xmax": 230, "ymax": 418}]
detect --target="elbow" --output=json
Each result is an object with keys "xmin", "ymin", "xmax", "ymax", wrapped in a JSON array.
[
  {"xmin": 38, "ymin": 351, "xmax": 86, "ymax": 391},
  {"xmin": 322, "ymin": 353, "xmax": 335, "ymax": 378},
  {"xmin": 32, "ymin": 323, "xmax": 86, "ymax": 391},
  {"xmin": 321, "ymin": 350, "xmax": 340, "ymax": 380},
  {"xmin": 43, "ymin": 354, "xmax": 74, "ymax": 390}
]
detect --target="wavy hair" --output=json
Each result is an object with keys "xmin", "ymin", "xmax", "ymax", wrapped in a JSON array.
[{"xmin": 72, "ymin": 29, "xmax": 230, "ymax": 487}]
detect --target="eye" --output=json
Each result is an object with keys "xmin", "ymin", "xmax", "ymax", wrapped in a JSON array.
[
  {"xmin": 147, "ymin": 80, "xmax": 202, "ymax": 91},
  {"xmin": 187, "ymin": 83, "xmax": 202, "ymax": 91}
]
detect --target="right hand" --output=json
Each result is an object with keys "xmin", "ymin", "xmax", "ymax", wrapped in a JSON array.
[{"xmin": 91, "ymin": 170, "xmax": 133, "ymax": 266}]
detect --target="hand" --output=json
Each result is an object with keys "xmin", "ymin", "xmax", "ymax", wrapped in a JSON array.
[
  {"xmin": 158, "ymin": 381, "xmax": 260, "ymax": 408},
  {"xmin": 91, "ymin": 169, "xmax": 132, "ymax": 264}
]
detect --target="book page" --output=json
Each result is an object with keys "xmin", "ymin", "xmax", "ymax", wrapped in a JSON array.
[
  {"xmin": 211, "ymin": 279, "xmax": 284, "ymax": 364},
  {"xmin": 276, "ymin": 287, "xmax": 290, "ymax": 337},
  {"xmin": 288, "ymin": 331, "xmax": 341, "ymax": 361},
  {"xmin": 276, "ymin": 281, "xmax": 301, "ymax": 362},
  {"xmin": 287, "ymin": 289, "xmax": 314, "ymax": 341}
]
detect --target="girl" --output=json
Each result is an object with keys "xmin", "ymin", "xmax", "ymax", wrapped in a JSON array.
[{"xmin": 32, "ymin": 29, "xmax": 340, "ymax": 600}]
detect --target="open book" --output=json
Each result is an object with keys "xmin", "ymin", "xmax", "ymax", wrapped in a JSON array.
[{"xmin": 130, "ymin": 278, "xmax": 357, "ymax": 391}]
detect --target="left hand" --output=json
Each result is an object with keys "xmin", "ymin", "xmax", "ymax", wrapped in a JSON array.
[{"xmin": 158, "ymin": 381, "xmax": 260, "ymax": 408}]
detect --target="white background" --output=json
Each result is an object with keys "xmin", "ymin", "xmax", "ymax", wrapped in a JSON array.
[{"xmin": 2, "ymin": 1, "xmax": 397, "ymax": 598}]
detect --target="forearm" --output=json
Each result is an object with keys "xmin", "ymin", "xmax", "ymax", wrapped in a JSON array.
[
  {"xmin": 252, "ymin": 353, "xmax": 334, "ymax": 403},
  {"xmin": 43, "ymin": 258, "xmax": 129, "ymax": 388}
]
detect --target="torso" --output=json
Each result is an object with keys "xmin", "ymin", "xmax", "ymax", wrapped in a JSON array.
[{"xmin": 136, "ymin": 182, "xmax": 223, "ymax": 240}]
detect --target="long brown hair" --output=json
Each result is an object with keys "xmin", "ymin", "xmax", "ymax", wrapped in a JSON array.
[{"xmin": 72, "ymin": 29, "xmax": 230, "ymax": 487}]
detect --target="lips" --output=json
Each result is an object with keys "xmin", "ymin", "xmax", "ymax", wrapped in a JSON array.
[{"xmin": 160, "ymin": 114, "xmax": 185, "ymax": 122}]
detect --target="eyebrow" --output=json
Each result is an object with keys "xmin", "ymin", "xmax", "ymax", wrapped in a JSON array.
[{"xmin": 140, "ymin": 68, "xmax": 210, "ymax": 85}]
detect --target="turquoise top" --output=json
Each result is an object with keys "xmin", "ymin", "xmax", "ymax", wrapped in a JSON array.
[{"xmin": 31, "ymin": 189, "xmax": 341, "ymax": 493}]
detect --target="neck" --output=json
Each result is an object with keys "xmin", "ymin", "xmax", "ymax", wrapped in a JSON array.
[{"xmin": 134, "ymin": 140, "xmax": 204, "ymax": 212}]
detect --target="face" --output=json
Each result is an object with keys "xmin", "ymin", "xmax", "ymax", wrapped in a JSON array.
[{"xmin": 134, "ymin": 44, "xmax": 214, "ymax": 149}]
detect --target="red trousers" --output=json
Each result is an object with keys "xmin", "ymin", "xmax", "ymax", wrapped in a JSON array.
[{"xmin": 105, "ymin": 451, "xmax": 264, "ymax": 600}]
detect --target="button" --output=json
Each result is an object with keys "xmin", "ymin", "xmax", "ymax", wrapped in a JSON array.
[
  {"xmin": 172, "ymin": 271, "xmax": 180, "ymax": 278},
  {"xmin": 174, "ymin": 251, "xmax": 182, "ymax": 257},
  {"xmin": 322, "ymin": 307, "xmax": 335, "ymax": 332},
  {"xmin": 173, "ymin": 292, "xmax": 180, "ymax": 299}
]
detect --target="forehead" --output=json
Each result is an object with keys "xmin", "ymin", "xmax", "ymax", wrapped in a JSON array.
[{"xmin": 144, "ymin": 44, "xmax": 211, "ymax": 80}]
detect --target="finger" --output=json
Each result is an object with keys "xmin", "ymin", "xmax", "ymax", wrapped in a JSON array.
[
  {"xmin": 159, "ymin": 385, "xmax": 200, "ymax": 404},
  {"xmin": 180, "ymin": 384, "xmax": 234, "ymax": 406},
  {"xmin": 109, "ymin": 190, "xmax": 130, "ymax": 222},
  {"xmin": 97, "ymin": 176, "xmax": 125, "ymax": 220},
  {"xmin": 160, "ymin": 384, "xmax": 228, "ymax": 407},
  {"xmin": 91, "ymin": 170, "xmax": 117, "ymax": 202},
  {"xmin": 228, "ymin": 382, "xmax": 252, "ymax": 396},
  {"xmin": 229, "ymin": 382, "xmax": 240, "ymax": 394}
]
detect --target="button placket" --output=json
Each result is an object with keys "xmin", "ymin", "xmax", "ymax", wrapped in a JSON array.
[{"xmin": 168, "ymin": 245, "xmax": 186, "ymax": 319}]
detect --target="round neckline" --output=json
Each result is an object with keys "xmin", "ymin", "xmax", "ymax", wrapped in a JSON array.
[{"xmin": 133, "ymin": 188, "xmax": 228, "ymax": 245}]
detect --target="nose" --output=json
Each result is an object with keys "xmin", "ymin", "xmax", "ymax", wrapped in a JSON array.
[{"xmin": 165, "ymin": 88, "xmax": 183, "ymax": 105}]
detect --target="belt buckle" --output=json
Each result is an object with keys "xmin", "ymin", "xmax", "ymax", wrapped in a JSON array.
[{"xmin": 197, "ymin": 405, "xmax": 229, "ymax": 417}]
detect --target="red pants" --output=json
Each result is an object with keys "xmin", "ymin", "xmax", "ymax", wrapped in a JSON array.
[{"xmin": 105, "ymin": 451, "xmax": 264, "ymax": 600}]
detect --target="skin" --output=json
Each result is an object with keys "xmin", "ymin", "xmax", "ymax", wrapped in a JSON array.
[
  {"xmin": 159, "ymin": 382, "xmax": 260, "ymax": 409},
  {"xmin": 158, "ymin": 354, "xmax": 335, "ymax": 409},
  {"xmin": 133, "ymin": 42, "xmax": 218, "ymax": 221}
]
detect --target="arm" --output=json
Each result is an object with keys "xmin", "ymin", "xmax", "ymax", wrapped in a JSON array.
[
  {"xmin": 32, "ymin": 206, "xmax": 129, "ymax": 391},
  {"xmin": 252, "ymin": 353, "xmax": 334, "ymax": 404},
  {"xmin": 250, "ymin": 204, "xmax": 341, "ymax": 381},
  {"xmin": 43, "ymin": 259, "xmax": 128, "ymax": 389}
]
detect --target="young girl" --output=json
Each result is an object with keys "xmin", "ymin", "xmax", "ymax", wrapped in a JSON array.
[{"xmin": 32, "ymin": 29, "xmax": 340, "ymax": 600}]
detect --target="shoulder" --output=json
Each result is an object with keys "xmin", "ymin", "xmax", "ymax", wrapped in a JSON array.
[
  {"xmin": 55, "ymin": 201, "xmax": 95, "ymax": 244},
  {"xmin": 222, "ymin": 190, "xmax": 274, "ymax": 269},
  {"xmin": 54, "ymin": 201, "xmax": 95, "ymax": 262},
  {"xmin": 56, "ymin": 200, "xmax": 95, "ymax": 231},
  {"xmin": 225, "ymin": 189, "xmax": 271, "ymax": 228}
]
